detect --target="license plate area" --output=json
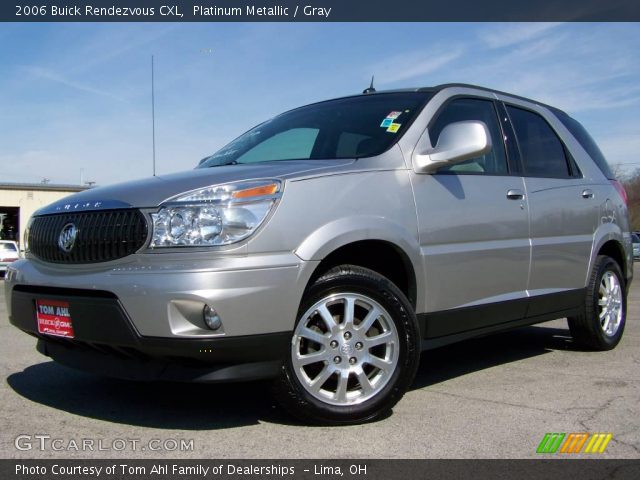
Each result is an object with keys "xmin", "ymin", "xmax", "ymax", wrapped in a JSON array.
[{"xmin": 36, "ymin": 299, "xmax": 75, "ymax": 338}]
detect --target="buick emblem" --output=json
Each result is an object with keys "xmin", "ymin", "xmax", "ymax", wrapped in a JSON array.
[
  {"xmin": 340, "ymin": 343, "xmax": 354, "ymax": 356},
  {"xmin": 58, "ymin": 223, "xmax": 78, "ymax": 253}
]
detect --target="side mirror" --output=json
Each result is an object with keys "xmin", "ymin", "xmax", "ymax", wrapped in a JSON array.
[{"xmin": 414, "ymin": 120, "xmax": 492, "ymax": 173}]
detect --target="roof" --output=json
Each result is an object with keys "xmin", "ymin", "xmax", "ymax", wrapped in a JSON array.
[
  {"xmin": 425, "ymin": 83, "xmax": 567, "ymax": 115},
  {"xmin": 354, "ymin": 83, "xmax": 566, "ymax": 115},
  {"xmin": 292, "ymin": 83, "xmax": 568, "ymax": 118},
  {"xmin": 0, "ymin": 182, "xmax": 90, "ymax": 192}
]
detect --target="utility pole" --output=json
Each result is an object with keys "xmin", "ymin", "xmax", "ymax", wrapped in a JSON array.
[{"xmin": 151, "ymin": 54, "xmax": 156, "ymax": 176}]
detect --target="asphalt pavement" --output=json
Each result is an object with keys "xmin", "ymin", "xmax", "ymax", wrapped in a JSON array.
[{"xmin": 1, "ymin": 265, "xmax": 639, "ymax": 459}]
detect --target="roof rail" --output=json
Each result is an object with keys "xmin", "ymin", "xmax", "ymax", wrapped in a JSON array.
[{"xmin": 420, "ymin": 83, "xmax": 567, "ymax": 115}]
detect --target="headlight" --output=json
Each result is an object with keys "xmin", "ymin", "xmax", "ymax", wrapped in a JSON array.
[
  {"xmin": 150, "ymin": 180, "xmax": 281, "ymax": 247},
  {"xmin": 23, "ymin": 217, "xmax": 33, "ymax": 253}
]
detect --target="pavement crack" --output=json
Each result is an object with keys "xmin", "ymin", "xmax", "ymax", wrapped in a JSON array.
[
  {"xmin": 610, "ymin": 436, "xmax": 640, "ymax": 455},
  {"xmin": 573, "ymin": 395, "xmax": 625, "ymax": 431},
  {"xmin": 509, "ymin": 364, "xmax": 640, "ymax": 382},
  {"xmin": 424, "ymin": 389, "xmax": 561, "ymax": 414}
]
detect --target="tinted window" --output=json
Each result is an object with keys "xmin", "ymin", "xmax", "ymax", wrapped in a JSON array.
[
  {"xmin": 632, "ymin": 233, "xmax": 640, "ymax": 243},
  {"xmin": 199, "ymin": 92, "xmax": 432, "ymax": 167},
  {"xmin": 430, "ymin": 98, "xmax": 508, "ymax": 174},
  {"xmin": 554, "ymin": 110, "xmax": 614, "ymax": 179},
  {"xmin": 507, "ymin": 106, "xmax": 570, "ymax": 178}
]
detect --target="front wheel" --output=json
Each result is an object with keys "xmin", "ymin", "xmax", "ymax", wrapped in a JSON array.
[
  {"xmin": 568, "ymin": 255, "xmax": 627, "ymax": 350},
  {"xmin": 273, "ymin": 265, "xmax": 420, "ymax": 425}
]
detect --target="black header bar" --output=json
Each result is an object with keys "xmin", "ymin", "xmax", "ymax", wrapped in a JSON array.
[
  {"xmin": 3, "ymin": 0, "xmax": 640, "ymax": 22},
  {"xmin": 4, "ymin": 459, "xmax": 640, "ymax": 480}
]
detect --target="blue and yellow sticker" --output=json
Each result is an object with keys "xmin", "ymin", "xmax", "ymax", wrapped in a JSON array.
[{"xmin": 380, "ymin": 111, "xmax": 404, "ymax": 131}]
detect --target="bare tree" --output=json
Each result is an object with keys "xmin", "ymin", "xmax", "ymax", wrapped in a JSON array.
[{"xmin": 622, "ymin": 167, "xmax": 640, "ymax": 231}]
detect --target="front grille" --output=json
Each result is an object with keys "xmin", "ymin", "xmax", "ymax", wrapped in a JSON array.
[{"xmin": 29, "ymin": 209, "xmax": 148, "ymax": 264}]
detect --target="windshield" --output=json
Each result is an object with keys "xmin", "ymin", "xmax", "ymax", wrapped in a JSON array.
[
  {"xmin": 198, "ymin": 92, "xmax": 432, "ymax": 167},
  {"xmin": 0, "ymin": 243, "xmax": 17, "ymax": 252},
  {"xmin": 633, "ymin": 233, "xmax": 640, "ymax": 243}
]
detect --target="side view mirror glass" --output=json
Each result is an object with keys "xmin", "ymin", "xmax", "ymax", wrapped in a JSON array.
[{"xmin": 414, "ymin": 120, "xmax": 492, "ymax": 173}]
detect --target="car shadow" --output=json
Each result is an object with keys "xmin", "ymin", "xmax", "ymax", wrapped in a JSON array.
[
  {"xmin": 6, "ymin": 323, "xmax": 578, "ymax": 429},
  {"xmin": 413, "ymin": 323, "xmax": 577, "ymax": 389},
  {"xmin": 6, "ymin": 363, "xmax": 288, "ymax": 430}
]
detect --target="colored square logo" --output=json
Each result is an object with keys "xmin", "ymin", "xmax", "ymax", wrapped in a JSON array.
[{"xmin": 387, "ymin": 123, "xmax": 401, "ymax": 133}]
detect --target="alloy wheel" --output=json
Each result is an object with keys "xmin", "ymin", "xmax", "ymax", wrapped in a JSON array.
[{"xmin": 291, "ymin": 293, "xmax": 400, "ymax": 406}]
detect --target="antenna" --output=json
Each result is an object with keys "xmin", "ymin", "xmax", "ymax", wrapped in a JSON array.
[
  {"xmin": 151, "ymin": 54, "xmax": 156, "ymax": 176},
  {"xmin": 363, "ymin": 75, "xmax": 376, "ymax": 94}
]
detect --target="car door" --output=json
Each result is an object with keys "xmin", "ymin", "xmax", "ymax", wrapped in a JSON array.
[
  {"xmin": 410, "ymin": 96, "xmax": 531, "ymax": 337},
  {"xmin": 505, "ymin": 104, "xmax": 597, "ymax": 315}
]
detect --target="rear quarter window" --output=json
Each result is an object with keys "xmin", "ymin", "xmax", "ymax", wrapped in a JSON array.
[{"xmin": 553, "ymin": 111, "xmax": 615, "ymax": 179}]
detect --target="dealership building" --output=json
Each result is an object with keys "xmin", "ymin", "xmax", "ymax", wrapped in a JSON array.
[{"xmin": 0, "ymin": 183, "xmax": 89, "ymax": 250}]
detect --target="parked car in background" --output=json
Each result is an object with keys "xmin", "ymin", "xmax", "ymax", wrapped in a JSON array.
[
  {"xmin": 3, "ymin": 84, "xmax": 634, "ymax": 424},
  {"xmin": 0, "ymin": 240, "xmax": 20, "ymax": 277},
  {"xmin": 632, "ymin": 233, "xmax": 640, "ymax": 260}
]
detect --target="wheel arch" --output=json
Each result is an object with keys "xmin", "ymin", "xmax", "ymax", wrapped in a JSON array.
[
  {"xmin": 307, "ymin": 240, "xmax": 418, "ymax": 309},
  {"xmin": 590, "ymin": 224, "xmax": 631, "ymax": 286},
  {"xmin": 295, "ymin": 218, "xmax": 422, "ymax": 310},
  {"xmin": 598, "ymin": 240, "xmax": 627, "ymax": 280}
]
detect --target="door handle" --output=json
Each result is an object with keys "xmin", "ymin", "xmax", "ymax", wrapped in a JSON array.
[
  {"xmin": 507, "ymin": 189, "xmax": 525, "ymax": 200},
  {"xmin": 582, "ymin": 189, "xmax": 594, "ymax": 199}
]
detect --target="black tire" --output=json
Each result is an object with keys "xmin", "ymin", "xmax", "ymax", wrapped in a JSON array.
[
  {"xmin": 273, "ymin": 265, "xmax": 420, "ymax": 425},
  {"xmin": 568, "ymin": 255, "xmax": 627, "ymax": 350}
]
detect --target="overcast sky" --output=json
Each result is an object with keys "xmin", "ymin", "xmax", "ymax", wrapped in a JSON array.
[{"xmin": 1, "ymin": 22, "xmax": 639, "ymax": 186}]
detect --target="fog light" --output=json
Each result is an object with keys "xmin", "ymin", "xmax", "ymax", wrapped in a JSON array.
[{"xmin": 203, "ymin": 305, "xmax": 222, "ymax": 330}]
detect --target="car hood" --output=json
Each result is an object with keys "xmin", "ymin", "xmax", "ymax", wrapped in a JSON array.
[{"xmin": 36, "ymin": 160, "xmax": 355, "ymax": 215}]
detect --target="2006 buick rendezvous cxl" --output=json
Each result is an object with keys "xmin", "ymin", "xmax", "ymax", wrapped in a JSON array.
[{"xmin": 5, "ymin": 84, "xmax": 633, "ymax": 424}]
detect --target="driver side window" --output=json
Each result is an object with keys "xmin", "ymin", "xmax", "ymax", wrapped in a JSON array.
[{"xmin": 430, "ymin": 98, "xmax": 508, "ymax": 175}]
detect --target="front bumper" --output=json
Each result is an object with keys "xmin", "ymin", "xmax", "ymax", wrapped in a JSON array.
[
  {"xmin": 9, "ymin": 284, "xmax": 292, "ymax": 382},
  {"xmin": 5, "ymin": 252, "xmax": 313, "ymax": 337},
  {"xmin": 5, "ymin": 252, "xmax": 318, "ymax": 382}
]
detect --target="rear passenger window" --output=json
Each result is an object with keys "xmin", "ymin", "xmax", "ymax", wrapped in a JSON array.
[
  {"xmin": 507, "ymin": 106, "xmax": 570, "ymax": 178},
  {"xmin": 430, "ymin": 98, "xmax": 508, "ymax": 175}
]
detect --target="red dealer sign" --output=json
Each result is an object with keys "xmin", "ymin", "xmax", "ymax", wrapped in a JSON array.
[{"xmin": 35, "ymin": 299, "xmax": 75, "ymax": 338}]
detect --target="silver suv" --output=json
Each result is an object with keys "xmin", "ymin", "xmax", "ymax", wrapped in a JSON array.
[{"xmin": 4, "ymin": 84, "xmax": 633, "ymax": 424}]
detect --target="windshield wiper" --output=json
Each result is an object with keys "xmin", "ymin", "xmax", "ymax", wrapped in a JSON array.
[{"xmin": 206, "ymin": 159, "xmax": 239, "ymax": 168}]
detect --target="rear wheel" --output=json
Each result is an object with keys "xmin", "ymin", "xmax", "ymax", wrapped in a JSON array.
[
  {"xmin": 568, "ymin": 255, "xmax": 626, "ymax": 350},
  {"xmin": 273, "ymin": 265, "xmax": 420, "ymax": 425}
]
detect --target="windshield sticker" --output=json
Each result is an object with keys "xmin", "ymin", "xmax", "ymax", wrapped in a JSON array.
[
  {"xmin": 386, "ymin": 123, "xmax": 401, "ymax": 133},
  {"xmin": 380, "ymin": 118, "xmax": 394, "ymax": 128},
  {"xmin": 386, "ymin": 111, "xmax": 402, "ymax": 119}
]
